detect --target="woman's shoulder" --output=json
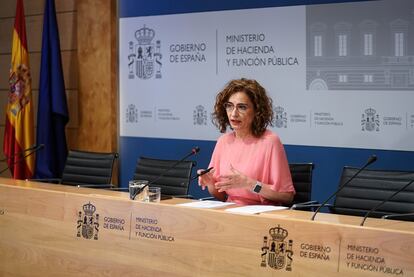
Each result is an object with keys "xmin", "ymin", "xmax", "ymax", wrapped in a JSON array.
[
  {"xmin": 214, "ymin": 132, "xmax": 234, "ymax": 148},
  {"xmin": 217, "ymin": 132, "xmax": 234, "ymax": 142},
  {"xmin": 261, "ymin": 129, "xmax": 282, "ymax": 144}
]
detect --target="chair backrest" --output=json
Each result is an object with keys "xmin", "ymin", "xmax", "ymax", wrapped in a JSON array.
[
  {"xmin": 61, "ymin": 150, "xmax": 118, "ymax": 186},
  {"xmin": 289, "ymin": 163, "xmax": 314, "ymax": 204},
  {"xmin": 332, "ymin": 166, "xmax": 414, "ymax": 218},
  {"xmin": 133, "ymin": 156, "xmax": 195, "ymax": 196}
]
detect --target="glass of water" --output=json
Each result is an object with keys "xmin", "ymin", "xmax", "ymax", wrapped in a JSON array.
[
  {"xmin": 129, "ymin": 180, "xmax": 149, "ymax": 200},
  {"xmin": 145, "ymin": 187, "xmax": 161, "ymax": 203}
]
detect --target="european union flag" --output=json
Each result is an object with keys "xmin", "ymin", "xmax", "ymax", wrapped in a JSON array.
[{"xmin": 35, "ymin": 0, "xmax": 69, "ymax": 178}]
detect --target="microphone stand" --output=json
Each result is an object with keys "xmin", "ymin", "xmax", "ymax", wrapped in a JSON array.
[
  {"xmin": 311, "ymin": 155, "xmax": 377, "ymax": 221},
  {"xmin": 131, "ymin": 147, "xmax": 200, "ymax": 200},
  {"xmin": 0, "ymin": 144, "xmax": 40, "ymax": 162},
  {"xmin": 0, "ymin": 145, "xmax": 44, "ymax": 175},
  {"xmin": 360, "ymin": 179, "xmax": 414, "ymax": 226}
]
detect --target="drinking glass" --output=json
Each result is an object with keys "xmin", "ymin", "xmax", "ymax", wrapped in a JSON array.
[{"xmin": 129, "ymin": 180, "xmax": 149, "ymax": 200}]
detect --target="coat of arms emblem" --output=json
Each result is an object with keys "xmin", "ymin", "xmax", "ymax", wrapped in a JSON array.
[
  {"xmin": 193, "ymin": 105, "xmax": 207, "ymax": 125},
  {"xmin": 128, "ymin": 25, "xmax": 162, "ymax": 80},
  {"xmin": 261, "ymin": 225, "xmax": 293, "ymax": 271},
  {"xmin": 273, "ymin": 106, "xmax": 287, "ymax": 128},
  {"xmin": 126, "ymin": 104, "xmax": 138, "ymax": 123},
  {"xmin": 361, "ymin": 107, "xmax": 380, "ymax": 132},
  {"xmin": 76, "ymin": 202, "xmax": 99, "ymax": 240},
  {"xmin": 8, "ymin": 64, "xmax": 31, "ymax": 116}
]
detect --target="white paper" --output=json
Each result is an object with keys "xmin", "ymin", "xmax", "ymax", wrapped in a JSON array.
[
  {"xmin": 225, "ymin": 205, "xmax": 288, "ymax": 214},
  {"xmin": 177, "ymin": 200, "xmax": 235, "ymax": 209}
]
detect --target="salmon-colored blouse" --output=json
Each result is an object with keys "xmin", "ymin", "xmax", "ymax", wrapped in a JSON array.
[{"xmin": 209, "ymin": 130, "xmax": 294, "ymax": 205}]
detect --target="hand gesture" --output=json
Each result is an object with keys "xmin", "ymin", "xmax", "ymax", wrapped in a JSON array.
[
  {"xmin": 215, "ymin": 164, "xmax": 253, "ymax": 192},
  {"xmin": 197, "ymin": 168, "xmax": 215, "ymax": 191}
]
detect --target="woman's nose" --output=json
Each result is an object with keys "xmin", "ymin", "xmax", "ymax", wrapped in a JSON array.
[{"xmin": 231, "ymin": 107, "xmax": 240, "ymax": 116}]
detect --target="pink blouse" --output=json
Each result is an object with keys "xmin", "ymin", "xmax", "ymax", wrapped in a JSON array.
[{"xmin": 209, "ymin": 130, "xmax": 294, "ymax": 205}]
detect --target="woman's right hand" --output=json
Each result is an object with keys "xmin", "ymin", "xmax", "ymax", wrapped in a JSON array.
[{"xmin": 197, "ymin": 168, "xmax": 215, "ymax": 190}]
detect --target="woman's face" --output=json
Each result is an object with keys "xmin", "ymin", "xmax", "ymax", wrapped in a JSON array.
[{"xmin": 225, "ymin": 91, "xmax": 255, "ymax": 136}]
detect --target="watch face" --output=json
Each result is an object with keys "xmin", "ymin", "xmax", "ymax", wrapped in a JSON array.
[{"xmin": 253, "ymin": 182, "xmax": 262, "ymax": 193}]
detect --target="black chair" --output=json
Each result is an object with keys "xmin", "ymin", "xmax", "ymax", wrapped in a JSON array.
[
  {"xmin": 288, "ymin": 163, "xmax": 316, "ymax": 210},
  {"xmin": 33, "ymin": 150, "xmax": 119, "ymax": 188},
  {"xmin": 330, "ymin": 166, "xmax": 414, "ymax": 220},
  {"xmin": 133, "ymin": 156, "xmax": 195, "ymax": 198},
  {"xmin": 61, "ymin": 150, "xmax": 118, "ymax": 187},
  {"xmin": 289, "ymin": 163, "xmax": 315, "ymax": 204}
]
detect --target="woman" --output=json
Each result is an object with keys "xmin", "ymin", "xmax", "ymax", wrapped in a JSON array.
[{"xmin": 198, "ymin": 78, "xmax": 294, "ymax": 205}]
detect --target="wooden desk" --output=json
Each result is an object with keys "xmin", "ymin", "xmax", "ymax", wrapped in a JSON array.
[{"xmin": 1, "ymin": 178, "xmax": 413, "ymax": 276}]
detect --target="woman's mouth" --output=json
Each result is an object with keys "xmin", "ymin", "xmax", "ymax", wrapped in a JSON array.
[{"xmin": 230, "ymin": 119, "xmax": 241, "ymax": 126}]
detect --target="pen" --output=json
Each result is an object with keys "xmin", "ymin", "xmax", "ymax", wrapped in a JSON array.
[{"xmin": 192, "ymin": 167, "xmax": 214, "ymax": 180}]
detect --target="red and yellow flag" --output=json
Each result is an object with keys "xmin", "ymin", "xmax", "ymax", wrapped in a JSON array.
[{"xmin": 3, "ymin": 0, "xmax": 35, "ymax": 179}]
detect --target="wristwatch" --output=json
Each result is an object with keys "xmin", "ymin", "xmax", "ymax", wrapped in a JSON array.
[{"xmin": 252, "ymin": 181, "xmax": 262, "ymax": 194}]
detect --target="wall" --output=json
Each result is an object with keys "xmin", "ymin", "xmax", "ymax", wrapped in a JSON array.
[
  {"xmin": 76, "ymin": 0, "xmax": 117, "ymax": 152},
  {"xmin": 0, "ymin": 0, "xmax": 118, "ymax": 181}
]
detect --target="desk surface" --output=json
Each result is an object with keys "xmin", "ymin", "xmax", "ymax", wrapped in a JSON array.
[{"xmin": 1, "ymin": 177, "xmax": 413, "ymax": 276}]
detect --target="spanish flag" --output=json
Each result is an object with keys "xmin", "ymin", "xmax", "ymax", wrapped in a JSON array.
[{"xmin": 3, "ymin": 0, "xmax": 35, "ymax": 179}]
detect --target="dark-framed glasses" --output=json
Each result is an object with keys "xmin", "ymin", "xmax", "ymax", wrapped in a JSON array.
[{"xmin": 224, "ymin": 102, "xmax": 249, "ymax": 113}]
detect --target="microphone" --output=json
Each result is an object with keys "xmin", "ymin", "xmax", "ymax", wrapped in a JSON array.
[
  {"xmin": 311, "ymin": 155, "xmax": 377, "ymax": 221},
  {"xmin": 360, "ymin": 179, "xmax": 414, "ymax": 226},
  {"xmin": 191, "ymin": 146, "xmax": 200, "ymax": 155},
  {"xmin": 0, "ymin": 144, "xmax": 42, "ymax": 162},
  {"xmin": 131, "ymin": 146, "xmax": 200, "ymax": 200},
  {"xmin": 0, "ymin": 144, "xmax": 45, "ymax": 175}
]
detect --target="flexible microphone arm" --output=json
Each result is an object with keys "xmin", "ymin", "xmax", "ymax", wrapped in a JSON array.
[
  {"xmin": 0, "ymin": 144, "xmax": 41, "ymax": 162},
  {"xmin": 0, "ymin": 144, "xmax": 45, "ymax": 175},
  {"xmin": 311, "ymin": 155, "xmax": 377, "ymax": 221},
  {"xmin": 360, "ymin": 179, "xmax": 414, "ymax": 226},
  {"xmin": 131, "ymin": 146, "xmax": 200, "ymax": 200}
]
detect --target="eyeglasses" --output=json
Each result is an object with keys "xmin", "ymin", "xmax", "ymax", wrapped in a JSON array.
[{"xmin": 224, "ymin": 102, "xmax": 250, "ymax": 114}]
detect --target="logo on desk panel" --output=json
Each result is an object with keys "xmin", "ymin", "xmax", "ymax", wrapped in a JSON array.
[
  {"xmin": 76, "ymin": 202, "xmax": 100, "ymax": 240},
  {"xmin": 128, "ymin": 25, "xmax": 162, "ymax": 80},
  {"xmin": 261, "ymin": 225, "xmax": 293, "ymax": 271}
]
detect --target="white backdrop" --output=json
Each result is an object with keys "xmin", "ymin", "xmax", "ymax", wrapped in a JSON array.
[{"xmin": 119, "ymin": 2, "xmax": 414, "ymax": 151}]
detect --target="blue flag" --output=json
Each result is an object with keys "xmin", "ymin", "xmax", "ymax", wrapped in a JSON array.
[{"xmin": 35, "ymin": 0, "xmax": 69, "ymax": 178}]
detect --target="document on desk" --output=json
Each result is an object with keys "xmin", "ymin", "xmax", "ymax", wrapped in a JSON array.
[
  {"xmin": 177, "ymin": 200, "xmax": 236, "ymax": 209},
  {"xmin": 225, "ymin": 205, "xmax": 288, "ymax": 215}
]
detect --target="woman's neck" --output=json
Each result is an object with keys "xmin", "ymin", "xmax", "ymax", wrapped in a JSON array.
[{"xmin": 234, "ymin": 129, "xmax": 253, "ymax": 139}]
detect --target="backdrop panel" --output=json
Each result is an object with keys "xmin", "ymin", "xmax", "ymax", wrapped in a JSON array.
[{"xmin": 118, "ymin": 0, "xmax": 414, "ymax": 202}]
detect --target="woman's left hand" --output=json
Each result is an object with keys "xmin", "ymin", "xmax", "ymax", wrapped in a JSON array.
[{"xmin": 215, "ymin": 164, "xmax": 254, "ymax": 192}]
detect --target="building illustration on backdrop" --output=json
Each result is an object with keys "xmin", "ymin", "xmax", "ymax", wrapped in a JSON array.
[{"xmin": 307, "ymin": 0, "xmax": 414, "ymax": 91}]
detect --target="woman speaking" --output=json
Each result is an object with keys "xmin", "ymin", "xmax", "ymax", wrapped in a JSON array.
[{"xmin": 198, "ymin": 78, "xmax": 295, "ymax": 205}]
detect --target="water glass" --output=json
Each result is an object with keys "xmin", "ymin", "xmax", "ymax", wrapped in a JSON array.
[
  {"xmin": 145, "ymin": 187, "xmax": 161, "ymax": 203},
  {"xmin": 129, "ymin": 180, "xmax": 149, "ymax": 200}
]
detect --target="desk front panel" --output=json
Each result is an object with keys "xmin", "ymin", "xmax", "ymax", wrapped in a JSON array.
[{"xmin": 0, "ymin": 179, "xmax": 413, "ymax": 276}]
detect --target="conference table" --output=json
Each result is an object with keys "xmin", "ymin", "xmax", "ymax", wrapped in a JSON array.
[{"xmin": 0, "ymin": 178, "xmax": 413, "ymax": 276}]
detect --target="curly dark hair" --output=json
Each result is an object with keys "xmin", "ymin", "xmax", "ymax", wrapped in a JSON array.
[{"xmin": 212, "ymin": 78, "xmax": 274, "ymax": 137}]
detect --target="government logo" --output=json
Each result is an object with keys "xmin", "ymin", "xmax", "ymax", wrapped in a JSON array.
[
  {"xmin": 361, "ymin": 107, "xmax": 380, "ymax": 132},
  {"xmin": 76, "ymin": 202, "xmax": 100, "ymax": 240},
  {"xmin": 193, "ymin": 105, "xmax": 207, "ymax": 125},
  {"xmin": 126, "ymin": 104, "xmax": 138, "ymax": 123},
  {"xmin": 128, "ymin": 25, "xmax": 162, "ymax": 80},
  {"xmin": 273, "ymin": 106, "xmax": 287, "ymax": 128},
  {"xmin": 261, "ymin": 225, "xmax": 293, "ymax": 271}
]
